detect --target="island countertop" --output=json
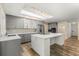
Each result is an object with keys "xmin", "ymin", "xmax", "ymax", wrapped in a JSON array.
[
  {"xmin": 31, "ymin": 33, "xmax": 63, "ymax": 39},
  {"xmin": 31, "ymin": 33, "xmax": 64, "ymax": 56}
]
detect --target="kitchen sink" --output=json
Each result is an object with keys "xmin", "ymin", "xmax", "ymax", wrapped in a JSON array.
[{"xmin": 7, "ymin": 34, "xmax": 17, "ymax": 36}]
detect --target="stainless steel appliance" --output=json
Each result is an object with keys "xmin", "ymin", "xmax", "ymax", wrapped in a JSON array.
[{"xmin": 38, "ymin": 24, "xmax": 46, "ymax": 34}]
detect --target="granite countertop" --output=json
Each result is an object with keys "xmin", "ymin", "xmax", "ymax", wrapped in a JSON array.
[{"xmin": 31, "ymin": 33, "xmax": 63, "ymax": 39}]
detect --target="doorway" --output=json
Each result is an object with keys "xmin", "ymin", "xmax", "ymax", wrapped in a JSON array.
[{"xmin": 71, "ymin": 22, "xmax": 78, "ymax": 37}]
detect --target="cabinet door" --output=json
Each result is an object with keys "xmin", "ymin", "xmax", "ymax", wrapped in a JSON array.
[
  {"xmin": 15, "ymin": 19, "xmax": 24, "ymax": 28},
  {"xmin": 24, "ymin": 19, "xmax": 28, "ymax": 28},
  {"xmin": 55, "ymin": 36, "xmax": 64, "ymax": 45},
  {"xmin": 27, "ymin": 20, "xmax": 32, "ymax": 28},
  {"xmin": 31, "ymin": 20, "xmax": 34, "ymax": 28},
  {"xmin": 19, "ymin": 34, "xmax": 25, "ymax": 43},
  {"xmin": 6, "ymin": 17, "xmax": 24, "ymax": 29},
  {"xmin": 6, "ymin": 19, "xmax": 16, "ymax": 28},
  {"xmin": 24, "ymin": 34, "xmax": 28, "ymax": 42},
  {"xmin": 50, "ymin": 38, "xmax": 56, "ymax": 45},
  {"xmin": 27, "ymin": 34, "xmax": 31, "ymax": 42},
  {"xmin": 33, "ymin": 21, "xmax": 37, "ymax": 29},
  {"xmin": 24, "ymin": 19, "xmax": 33, "ymax": 28},
  {"xmin": 19, "ymin": 34, "xmax": 29, "ymax": 43},
  {"xmin": 0, "ymin": 39, "xmax": 21, "ymax": 56},
  {"xmin": 23, "ymin": 34, "xmax": 31, "ymax": 42}
]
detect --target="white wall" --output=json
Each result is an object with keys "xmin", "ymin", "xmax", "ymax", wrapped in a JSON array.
[
  {"xmin": 0, "ymin": 4, "xmax": 6, "ymax": 36},
  {"xmin": 78, "ymin": 22, "xmax": 79, "ymax": 40},
  {"xmin": 68, "ymin": 23, "xmax": 71, "ymax": 38},
  {"xmin": 58, "ymin": 21, "xmax": 71, "ymax": 40}
]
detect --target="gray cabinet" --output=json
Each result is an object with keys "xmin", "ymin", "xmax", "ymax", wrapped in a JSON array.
[
  {"xmin": 27, "ymin": 34, "xmax": 31, "ymax": 42},
  {"xmin": 6, "ymin": 15, "xmax": 42, "ymax": 29},
  {"xmin": 32, "ymin": 20, "xmax": 37, "ymax": 29},
  {"xmin": 19, "ymin": 34, "xmax": 31, "ymax": 43},
  {"xmin": 23, "ymin": 34, "xmax": 28, "ymax": 42},
  {"xmin": 0, "ymin": 39, "xmax": 21, "ymax": 56},
  {"xmin": 15, "ymin": 18, "xmax": 24, "ymax": 28},
  {"xmin": 19, "ymin": 34, "xmax": 25, "ymax": 43},
  {"xmin": 6, "ymin": 15, "xmax": 24, "ymax": 29},
  {"xmin": 6, "ymin": 18, "xmax": 16, "ymax": 28}
]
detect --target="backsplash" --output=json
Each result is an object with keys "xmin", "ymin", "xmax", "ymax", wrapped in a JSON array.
[{"xmin": 6, "ymin": 28, "xmax": 37, "ymax": 34}]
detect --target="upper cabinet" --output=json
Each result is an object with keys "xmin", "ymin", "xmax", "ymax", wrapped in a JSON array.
[
  {"xmin": 30, "ymin": 20, "xmax": 37, "ymax": 29},
  {"xmin": 6, "ymin": 15, "xmax": 41, "ymax": 29},
  {"xmin": 6, "ymin": 15, "xmax": 24, "ymax": 29},
  {"xmin": 24, "ymin": 19, "xmax": 39, "ymax": 29},
  {"xmin": 24, "ymin": 19, "xmax": 28, "ymax": 28},
  {"xmin": 15, "ymin": 18, "xmax": 24, "ymax": 28},
  {"xmin": 24, "ymin": 19, "xmax": 33, "ymax": 28},
  {"xmin": 6, "ymin": 18, "xmax": 16, "ymax": 28}
]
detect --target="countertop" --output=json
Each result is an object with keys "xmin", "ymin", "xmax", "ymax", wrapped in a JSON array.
[
  {"xmin": 7, "ymin": 32, "xmax": 37, "ymax": 35},
  {"xmin": 31, "ymin": 33, "xmax": 63, "ymax": 39},
  {"xmin": 0, "ymin": 35, "xmax": 21, "ymax": 41}
]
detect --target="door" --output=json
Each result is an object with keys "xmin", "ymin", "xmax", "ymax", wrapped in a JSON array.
[{"xmin": 71, "ymin": 23, "xmax": 78, "ymax": 37}]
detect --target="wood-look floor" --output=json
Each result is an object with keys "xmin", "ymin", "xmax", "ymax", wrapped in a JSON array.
[
  {"xmin": 21, "ymin": 36, "xmax": 79, "ymax": 56},
  {"xmin": 20, "ymin": 43, "xmax": 39, "ymax": 56}
]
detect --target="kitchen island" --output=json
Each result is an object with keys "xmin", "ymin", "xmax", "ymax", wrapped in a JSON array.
[{"xmin": 31, "ymin": 33, "xmax": 64, "ymax": 56}]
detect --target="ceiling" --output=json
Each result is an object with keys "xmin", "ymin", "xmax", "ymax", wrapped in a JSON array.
[{"xmin": 2, "ymin": 3, "xmax": 79, "ymax": 23}]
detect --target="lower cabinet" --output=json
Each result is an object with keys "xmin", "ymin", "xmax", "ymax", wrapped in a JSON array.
[
  {"xmin": 50, "ymin": 37, "xmax": 56, "ymax": 45},
  {"xmin": 24, "ymin": 34, "xmax": 30, "ymax": 42},
  {"xmin": 27, "ymin": 34, "xmax": 31, "ymax": 42},
  {"xmin": 19, "ymin": 34, "xmax": 25, "ymax": 43},
  {"xmin": 19, "ymin": 34, "xmax": 31, "ymax": 43},
  {"xmin": 0, "ymin": 39, "xmax": 21, "ymax": 56}
]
